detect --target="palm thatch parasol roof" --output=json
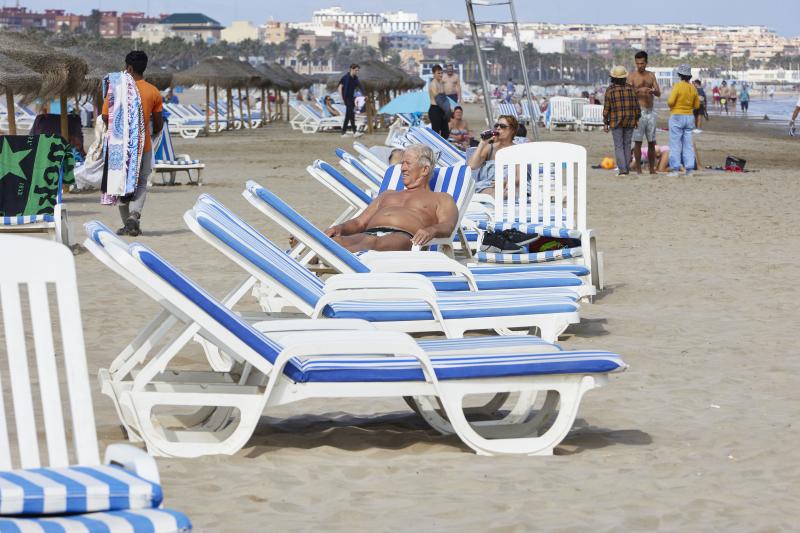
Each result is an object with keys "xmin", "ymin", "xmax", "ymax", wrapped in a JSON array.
[
  {"xmin": 0, "ymin": 31, "xmax": 88, "ymax": 99},
  {"xmin": 325, "ymin": 60, "xmax": 413, "ymax": 92},
  {"xmin": 173, "ymin": 57, "xmax": 250, "ymax": 89},
  {"xmin": 255, "ymin": 63, "xmax": 292, "ymax": 91},
  {"xmin": 145, "ymin": 67, "xmax": 175, "ymax": 91},
  {"xmin": 230, "ymin": 60, "xmax": 266, "ymax": 88},
  {"xmin": 269, "ymin": 63, "xmax": 313, "ymax": 91},
  {"xmin": 0, "ymin": 52, "xmax": 42, "ymax": 95}
]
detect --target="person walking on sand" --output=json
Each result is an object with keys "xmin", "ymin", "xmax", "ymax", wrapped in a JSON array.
[
  {"xmin": 739, "ymin": 84, "xmax": 750, "ymax": 114},
  {"xmin": 719, "ymin": 81, "xmax": 729, "ymax": 114},
  {"xmin": 667, "ymin": 64, "xmax": 700, "ymax": 177},
  {"xmin": 789, "ymin": 94, "xmax": 800, "ymax": 136},
  {"xmin": 602, "ymin": 65, "xmax": 641, "ymax": 176},
  {"xmin": 627, "ymin": 51, "xmax": 661, "ymax": 174},
  {"xmin": 693, "ymin": 79, "xmax": 708, "ymax": 130},
  {"xmin": 102, "ymin": 50, "xmax": 163, "ymax": 236},
  {"xmin": 442, "ymin": 64, "xmax": 462, "ymax": 104},
  {"xmin": 428, "ymin": 64, "xmax": 450, "ymax": 139},
  {"xmin": 338, "ymin": 64, "xmax": 365, "ymax": 138}
]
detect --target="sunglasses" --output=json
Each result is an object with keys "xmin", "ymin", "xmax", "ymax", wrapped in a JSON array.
[{"xmin": 493, "ymin": 123, "xmax": 510, "ymax": 129}]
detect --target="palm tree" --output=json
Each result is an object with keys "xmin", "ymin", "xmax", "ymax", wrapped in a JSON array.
[{"xmin": 298, "ymin": 42, "xmax": 312, "ymax": 73}]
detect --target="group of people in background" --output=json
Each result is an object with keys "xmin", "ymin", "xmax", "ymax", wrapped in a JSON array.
[{"xmin": 710, "ymin": 80, "xmax": 751, "ymax": 115}]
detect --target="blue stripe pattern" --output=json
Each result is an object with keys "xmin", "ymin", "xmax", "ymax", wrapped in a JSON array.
[
  {"xmin": 130, "ymin": 241, "xmax": 623, "ymax": 384},
  {"xmin": 314, "ymin": 160, "xmax": 372, "ymax": 204},
  {"xmin": 191, "ymin": 196, "xmax": 579, "ymax": 319},
  {"xmin": 405, "ymin": 126, "xmax": 466, "ymax": 167},
  {"xmin": 476, "ymin": 246, "xmax": 582, "ymax": 264},
  {"xmin": 378, "ymin": 164, "xmax": 468, "ymax": 204},
  {"xmin": 1, "ymin": 215, "xmax": 55, "ymax": 225},
  {"xmin": 335, "ymin": 148, "xmax": 382, "ymax": 187},
  {"xmin": 0, "ymin": 465, "xmax": 162, "ymax": 515},
  {"xmin": 477, "ymin": 220, "xmax": 582, "ymax": 239},
  {"xmin": 0, "ymin": 508, "xmax": 191, "ymax": 532}
]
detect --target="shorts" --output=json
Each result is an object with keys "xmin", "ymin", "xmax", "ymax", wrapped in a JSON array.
[{"xmin": 633, "ymin": 108, "xmax": 657, "ymax": 143}]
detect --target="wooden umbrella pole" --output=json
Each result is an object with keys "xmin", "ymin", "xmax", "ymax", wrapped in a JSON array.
[
  {"xmin": 261, "ymin": 87, "xmax": 267, "ymax": 125},
  {"xmin": 244, "ymin": 87, "xmax": 253, "ymax": 128},
  {"xmin": 237, "ymin": 86, "xmax": 246, "ymax": 128},
  {"xmin": 366, "ymin": 90, "xmax": 374, "ymax": 134},
  {"xmin": 5, "ymin": 90, "xmax": 17, "ymax": 135},
  {"xmin": 59, "ymin": 94, "xmax": 68, "ymax": 139},
  {"xmin": 205, "ymin": 82, "xmax": 210, "ymax": 136},
  {"xmin": 213, "ymin": 84, "xmax": 219, "ymax": 133},
  {"xmin": 226, "ymin": 87, "xmax": 233, "ymax": 129}
]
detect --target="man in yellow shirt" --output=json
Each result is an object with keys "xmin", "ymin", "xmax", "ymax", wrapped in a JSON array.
[
  {"xmin": 666, "ymin": 64, "xmax": 700, "ymax": 177},
  {"xmin": 102, "ymin": 51, "xmax": 163, "ymax": 236}
]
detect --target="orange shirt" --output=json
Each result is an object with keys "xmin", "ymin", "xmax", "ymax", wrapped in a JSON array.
[{"xmin": 103, "ymin": 78, "xmax": 163, "ymax": 152}]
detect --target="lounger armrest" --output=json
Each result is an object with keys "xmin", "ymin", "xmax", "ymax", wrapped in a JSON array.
[
  {"xmin": 104, "ymin": 443, "xmax": 160, "ymax": 485},
  {"xmin": 360, "ymin": 252, "xmax": 479, "ymax": 291},
  {"xmin": 175, "ymin": 153, "xmax": 192, "ymax": 162},
  {"xmin": 274, "ymin": 331, "xmax": 439, "ymax": 383},
  {"xmin": 324, "ymin": 272, "xmax": 436, "ymax": 293}
]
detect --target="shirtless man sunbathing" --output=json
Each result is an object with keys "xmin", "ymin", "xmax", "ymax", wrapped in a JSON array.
[{"xmin": 325, "ymin": 144, "xmax": 458, "ymax": 252}]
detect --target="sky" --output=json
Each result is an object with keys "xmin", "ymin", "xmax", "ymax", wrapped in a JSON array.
[{"xmin": 18, "ymin": 0, "xmax": 800, "ymax": 37}]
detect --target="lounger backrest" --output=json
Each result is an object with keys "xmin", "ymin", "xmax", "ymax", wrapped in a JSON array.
[
  {"xmin": 521, "ymin": 100, "xmax": 541, "ymax": 121},
  {"xmin": 405, "ymin": 126, "xmax": 466, "ymax": 167},
  {"xmin": 571, "ymin": 98, "xmax": 589, "ymax": 120},
  {"xmin": 549, "ymin": 97, "xmax": 575, "ymax": 121},
  {"xmin": 0, "ymin": 236, "xmax": 100, "ymax": 470},
  {"xmin": 153, "ymin": 119, "xmax": 176, "ymax": 162},
  {"xmin": 191, "ymin": 195, "xmax": 325, "ymax": 311},
  {"xmin": 244, "ymin": 181, "xmax": 369, "ymax": 274},
  {"xmin": 313, "ymin": 160, "xmax": 372, "ymax": 205},
  {"xmin": 582, "ymin": 104, "xmax": 603, "ymax": 125},
  {"xmin": 497, "ymin": 102, "xmax": 519, "ymax": 118},
  {"xmin": 492, "ymin": 142, "xmax": 586, "ymax": 232},
  {"xmin": 335, "ymin": 148, "xmax": 382, "ymax": 187}
]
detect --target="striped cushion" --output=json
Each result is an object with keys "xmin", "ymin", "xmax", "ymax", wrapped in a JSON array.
[
  {"xmin": 335, "ymin": 148, "xmax": 382, "ymax": 186},
  {"xmin": 476, "ymin": 247, "xmax": 583, "ymax": 264},
  {"xmin": 0, "ymin": 508, "xmax": 191, "ymax": 532},
  {"xmin": 0, "ymin": 465, "xmax": 161, "ymax": 515},
  {"xmin": 154, "ymin": 160, "xmax": 202, "ymax": 166},
  {"xmin": 468, "ymin": 263, "xmax": 590, "ymax": 277},
  {"xmin": 476, "ymin": 220, "xmax": 582, "ymax": 239},
  {"xmin": 1, "ymin": 215, "xmax": 55, "ymax": 225}
]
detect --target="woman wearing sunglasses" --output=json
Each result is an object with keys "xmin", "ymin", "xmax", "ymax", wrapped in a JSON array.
[{"xmin": 468, "ymin": 114, "xmax": 519, "ymax": 195}]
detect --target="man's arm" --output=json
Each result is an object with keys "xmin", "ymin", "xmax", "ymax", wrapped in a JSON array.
[
  {"xmin": 326, "ymin": 195, "xmax": 383, "ymax": 237},
  {"xmin": 152, "ymin": 111, "xmax": 163, "ymax": 136},
  {"xmin": 456, "ymin": 78, "xmax": 462, "ymax": 102},
  {"xmin": 411, "ymin": 194, "xmax": 458, "ymax": 246},
  {"xmin": 652, "ymin": 76, "xmax": 661, "ymax": 98},
  {"xmin": 337, "ymin": 83, "xmax": 344, "ymax": 102}
]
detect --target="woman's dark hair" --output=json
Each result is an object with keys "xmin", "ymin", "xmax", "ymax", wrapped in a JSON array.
[
  {"xmin": 679, "ymin": 74, "xmax": 692, "ymax": 82},
  {"xmin": 611, "ymin": 77, "xmax": 627, "ymax": 86},
  {"xmin": 453, "ymin": 105, "xmax": 463, "ymax": 113},
  {"xmin": 498, "ymin": 114, "xmax": 519, "ymax": 135},
  {"xmin": 125, "ymin": 51, "xmax": 148, "ymax": 75}
]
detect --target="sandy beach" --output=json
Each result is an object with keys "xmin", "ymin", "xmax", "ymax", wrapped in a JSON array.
[{"xmin": 60, "ymin": 101, "xmax": 800, "ymax": 530}]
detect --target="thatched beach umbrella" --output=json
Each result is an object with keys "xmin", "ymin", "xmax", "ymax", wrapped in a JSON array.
[
  {"xmin": 0, "ymin": 31, "xmax": 88, "ymax": 138},
  {"xmin": 174, "ymin": 57, "xmax": 250, "ymax": 134},
  {"xmin": 145, "ymin": 67, "xmax": 174, "ymax": 91},
  {"xmin": 269, "ymin": 64, "xmax": 314, "ymax": 121},
  {"xmin": 228, "ymin": 60, "xmax": 265, "ymax": 128},
  {"xmin": 256, "ymin": 63, "xmax": 294, "ymax": 121},
  {"xmin": 0, "ymin": 53, "xmax": 42, "ymax": 134}
]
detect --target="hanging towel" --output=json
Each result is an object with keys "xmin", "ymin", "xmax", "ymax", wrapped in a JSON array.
[{"xmin": 101, "ymin": 71, "xmax": 144, "ymax": 204}]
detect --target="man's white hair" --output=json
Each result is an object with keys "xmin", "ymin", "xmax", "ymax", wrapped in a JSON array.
[{"xmin": 405, "ymin": 144, "xmax": 435, "ymax": 178}]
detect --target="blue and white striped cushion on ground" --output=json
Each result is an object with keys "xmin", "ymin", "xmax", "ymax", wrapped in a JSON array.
[
  {"xmin": 0, "ymin": 508, "xmax": 191, "ymax": 532},
  {"xmin": 2, "ymin": 215, "xmax": 55, "ymax": 226},
  {"xmin": 192, "ymin": 196, "xmax": 580, "ymax": 316},
  {"xmin": 0, "ymin": 465, "xmax": 161, "ymax": 515},
  {"xmin": 133, "ymin": 242, "xmax": 624, "ymax": 384}
]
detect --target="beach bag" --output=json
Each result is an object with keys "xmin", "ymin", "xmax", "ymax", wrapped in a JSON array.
[
  {"xmin": 527, "ymin": 237, "xmax": 581, "ymax": 253},
  {"xmin": 480, "ymin": 229, "xmax": 537, "ymax": 253}
]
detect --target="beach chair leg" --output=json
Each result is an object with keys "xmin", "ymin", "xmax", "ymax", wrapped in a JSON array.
[{"xmin": 438, "ymin": 375, "xmax": 603, "ymax": 455}]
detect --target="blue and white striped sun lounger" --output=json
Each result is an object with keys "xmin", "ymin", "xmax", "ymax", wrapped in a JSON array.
[
  {"xmin": 0, "ymin": 235, "xmax": 191, "ymax": 531},
  {"xmin": 185, "ymin": 194, "xmax": 580, "ymax": 341},
  {"xmin": 404, "ymin": 126, "xmax": 467, "ymax": 167},
  {"xmin": 86, "ymin": 227, "xmax": 626, "ymax": 457},
  {"xmin": 335, "ymin": 147, "xmax": 382, "ymax": 191},
  {"xmin": 243, "ymin": 180, "xmax": 594, "ymax": 299},
  {"xmin": 151, "ymin": 120, "xmax": 205, "ymax": 186}
]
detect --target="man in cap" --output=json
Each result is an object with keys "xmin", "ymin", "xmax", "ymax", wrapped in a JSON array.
[
  {"xmin": 627, "ymin": 51, "xmax": 661, "ymax": 174},
  {"xmin": 603, "ymin": 65, "xmax": 641, "ymax": 176}
]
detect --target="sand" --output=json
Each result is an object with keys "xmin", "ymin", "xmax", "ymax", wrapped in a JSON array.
[{"xmin": 56, "ymin": 101, "xmax": 800, "ymax": 530}]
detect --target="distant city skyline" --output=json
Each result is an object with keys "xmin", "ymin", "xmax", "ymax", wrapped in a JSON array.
[{"xmin": 15, "ymin": 0, "xmax": 800, "ymax": 37}]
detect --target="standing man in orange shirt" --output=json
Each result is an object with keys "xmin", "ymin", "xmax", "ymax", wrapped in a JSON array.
[{"xmin": 103, "ymin": 51, "xmax": 163, "ymax": 236}]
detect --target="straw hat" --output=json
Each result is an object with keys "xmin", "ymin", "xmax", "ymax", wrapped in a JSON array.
[
  {"xmin": 676, "ymin": 64, "xmax": 692, "ymax": 77},
  {"xmin": 609, "ymin": 65, "xmax": 628, "ymax": 79}
]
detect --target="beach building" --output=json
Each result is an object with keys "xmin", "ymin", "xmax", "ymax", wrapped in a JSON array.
[
  {"xmin": 131, "ymin": 22, "xmax": 176, "ymax": 44},
  {"xmin": 160, "ymin": 12, "xmax": 223, "ymax": 44},
  {"xmin": 262, "ymin": 21, "xmax": 290, "ymax": 45},
  {"xmin": 221, "ymin": 21, "xmax": 260, "ymax": 43}
]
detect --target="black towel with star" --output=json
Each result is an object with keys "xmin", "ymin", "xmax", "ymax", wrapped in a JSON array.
[{"xmin": 0, "ymin": 135, "xmax": 75, "ymax": 217}]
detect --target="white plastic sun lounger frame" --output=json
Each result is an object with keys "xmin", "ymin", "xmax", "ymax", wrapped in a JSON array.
[
  {"xmin": 547, "ymin": 96, "xmax": 578, "ymax": 131},
  {"xmin": 95, "ymin": 236, "xmax": 620, "ymax": 458},
  {"xmin": 184, "ymin": 202, "xmax": 579, "ymax": 342},
  {"xmin": 0, "ymin": 235, "xmax": 160, "ymax": 481}
]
